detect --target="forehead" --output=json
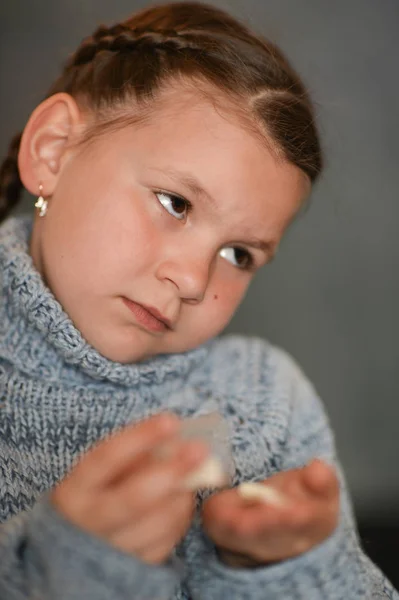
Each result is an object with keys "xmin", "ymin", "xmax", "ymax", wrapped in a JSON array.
[{"xmin": 92, "ymin": 86, "xmax": 309, "ymax": 236}]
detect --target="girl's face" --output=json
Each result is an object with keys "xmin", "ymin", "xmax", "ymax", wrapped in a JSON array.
[{"xmin": 30, "ymin": 90, "xmax": 308, "ymax": 363}]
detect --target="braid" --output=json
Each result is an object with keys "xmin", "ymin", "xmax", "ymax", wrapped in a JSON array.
[
  {"xmin": 67, "ymin": 25, "xmax": 200, "ymax": 69},
  {"xmin": 2, "ymin": 2, "xmax": 322, "ymax": 205},
  {"xmin": 0, "ymin": 132, "xmax": 23, "ymax": 223}
]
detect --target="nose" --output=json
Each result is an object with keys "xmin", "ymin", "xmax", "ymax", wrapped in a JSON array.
[{"xmin": 156, "ymin": 253, "xmax": 213, "ymax": 303}]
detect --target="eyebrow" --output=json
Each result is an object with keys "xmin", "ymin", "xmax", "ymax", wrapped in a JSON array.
[
  {"xmin": 149, "ymin": 166, "xmax": 277, "ymax": 260},
  {"xmin": 245, "ymin": 238, "xmax": 276, "ymax": 256},
  {"xmin": 149, "ymin": 166, "xmax": 217, "ymax": 208}
]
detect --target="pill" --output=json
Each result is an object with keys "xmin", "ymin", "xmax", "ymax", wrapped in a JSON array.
[
  {"xmin": 183, "ymin": 456, "xmax": 228, "ymax": 490},
  {"xmin": 237, "ymin": 482, "xmax": 286, "ymax": 506}
]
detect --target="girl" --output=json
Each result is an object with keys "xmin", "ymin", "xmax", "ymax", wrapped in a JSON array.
[{"xmin": 0, "ymin": 2, "xmax": 396, "ymax": 599}]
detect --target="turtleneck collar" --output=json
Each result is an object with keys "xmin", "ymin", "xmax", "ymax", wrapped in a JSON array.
[{"xmin": 0, "ymin": 216, "xmax": 210, "ymax": 388}]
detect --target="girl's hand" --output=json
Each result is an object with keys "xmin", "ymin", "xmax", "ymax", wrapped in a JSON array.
[
  {"xmin": 202, "ymin": 459, "xmax": 340, "ymax": 567},
  {"xmin": 51, "ymin": 413, "xmax": 208, "ymax": 565}
]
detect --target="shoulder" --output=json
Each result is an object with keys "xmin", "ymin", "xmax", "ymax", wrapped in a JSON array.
[
  {"xmin": 204, "ymin": 335, "xmax": 327, "ymax": 434},
  {"xmin": 205, "ymin": 335, "xmax": 334, "ymax": 470},
  {"xmin": 204, "ymin": 333, "xmax": 312, "ymax": 399}
]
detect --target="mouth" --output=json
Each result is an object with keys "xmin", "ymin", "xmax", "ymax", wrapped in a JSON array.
[{"xmin": 122, "ymin": 297, "xmax": 173, "ymax": 333}]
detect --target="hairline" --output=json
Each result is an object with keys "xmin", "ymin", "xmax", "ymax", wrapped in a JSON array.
[{"xmin": 73, "ymin": 75, "xmax": 306, "ymax": 183}]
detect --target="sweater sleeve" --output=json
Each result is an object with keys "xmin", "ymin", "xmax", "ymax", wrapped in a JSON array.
[
  {"xmin": 184, "ymin": 348, "xmax": 399, "ymax": 600},
  {"xmin": 0, "ymin": 495, "xmax": 182, "ymax": 600}
]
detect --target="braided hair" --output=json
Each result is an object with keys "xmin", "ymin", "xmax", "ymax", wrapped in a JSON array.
[{"xmin": 0, "ymin": 1, "xmax": 323, "ymax": 223}]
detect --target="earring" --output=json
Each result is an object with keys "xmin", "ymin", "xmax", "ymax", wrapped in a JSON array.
[{"xmin": 34, "ymin": 183, "xmax": 48, "ymax": 217}]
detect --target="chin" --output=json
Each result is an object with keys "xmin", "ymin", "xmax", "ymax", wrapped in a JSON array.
[
  {"xmin": 80, "ymin": 327, "xmax": 150, "ymax": 364},
  {"xmin": 99, "ymin": 341, "xmax": 155, "ymax": 364},
  {"xmin": 99, "ymin": 346, "xmax": 153, "ymax": 364}
]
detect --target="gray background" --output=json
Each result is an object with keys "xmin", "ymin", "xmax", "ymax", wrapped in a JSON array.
[{"xmin": 1, "ymin": 0, "xmax": 398, "ymax": 515}]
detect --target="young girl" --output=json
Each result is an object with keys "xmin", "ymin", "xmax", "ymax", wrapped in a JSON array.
[{"xmin": 0, "ymin": 2, "xmax": 396, "ymax": 599}]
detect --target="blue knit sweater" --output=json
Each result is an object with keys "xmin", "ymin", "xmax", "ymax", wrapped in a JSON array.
[{"xmin": 0, "ymin": 216, "xmax": 396, "ymax": 600}]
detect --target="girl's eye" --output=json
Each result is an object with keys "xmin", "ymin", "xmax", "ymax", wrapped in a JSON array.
[
  {"xmin": 155, "ymin": 191, "xmax": 190, "ymax": 221},
  {"xmin": 219, "ymin": 247, "xmax": 253, "ymax": 270}
]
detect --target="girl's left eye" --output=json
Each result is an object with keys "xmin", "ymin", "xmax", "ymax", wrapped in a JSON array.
[
  {"xmin": 155, "ymin": 191, "xmax": 191, "ymax": 221},
  {"xmin": 219, "ymin": 247, "xmax": 254, "ymax": 270}
]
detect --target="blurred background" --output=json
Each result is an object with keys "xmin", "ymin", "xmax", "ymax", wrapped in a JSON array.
[{"xmin": 1, "ymin": 0, "xmax": 398, "ymax": 585}]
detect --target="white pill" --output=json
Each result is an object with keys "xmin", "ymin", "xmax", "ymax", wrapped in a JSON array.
[
  {"xmin": 237, "ymin": 482, "xmax": 286, "ymax": 506},
  {"xmin": 183, "ymin": 456, "xmax": 227, "ymax": 490}
]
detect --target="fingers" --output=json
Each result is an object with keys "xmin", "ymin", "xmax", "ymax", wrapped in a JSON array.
[
  {"xmin": 203, "ymin": 489, "xmax": 288, "ymax": 539},
  {"xmin": 204, "ymin": 461, "xmax": 339, "ymax": 537},
  {"xmin": 203, "ymin": 490, "xmax": 336, "ymax": 564},
  {"xmin": 63, "ymin": 438, "xmax": 208, "ymax": 535},
  {"xmin": 110, "ymin": 491, "xmax": 195, "ymax": 562},
  {"xmin": 115, "ymin": 439, "xmax": 209, "ymax": 511},
  {"xmin": 202, "ymin": 460, "xmax": 341, "ymax": 565},
  {"xmin": 73, "ymin": 413, "xmax": 181, "ymax": 489}
]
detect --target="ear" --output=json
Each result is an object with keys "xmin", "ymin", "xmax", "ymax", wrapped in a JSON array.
[{"xmin": 18, "ymin": 93, "xmax": 83, "ymax": 197}]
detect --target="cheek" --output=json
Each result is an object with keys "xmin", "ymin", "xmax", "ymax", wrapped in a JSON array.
[
  {"xmin": 179, "ymin": 284, "xmax": 245, "ymax": 352},
  {"xmin": 41, "ymin": 190, "xmax": 160, "ymax": 297},
  {"xmin": 206, "ymin": 277, "xmax": 249, "ymax": 327}
]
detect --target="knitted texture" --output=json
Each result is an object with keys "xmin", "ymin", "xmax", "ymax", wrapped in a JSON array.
[{"xmin": 0, "ymin": 215, "xmax": 397, "ymax": 600}]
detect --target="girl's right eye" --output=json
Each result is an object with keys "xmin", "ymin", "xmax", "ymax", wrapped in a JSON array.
[{"xmin": 155, "ymin": 191, "xmax": 191, "ymax": 221}]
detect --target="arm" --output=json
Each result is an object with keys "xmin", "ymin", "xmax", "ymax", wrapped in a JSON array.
[
  {"xmin": 184, "ymin": 348, "xmax": 398, "ymax": 599},
  {"xmin": 0, "ymin": 495, "xmax": 182, "ymax": 600}
]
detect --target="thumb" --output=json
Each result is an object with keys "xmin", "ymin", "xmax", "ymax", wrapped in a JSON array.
[{"xmin": 302, "ymin": 459, "xmax": 338, "ymax": 498}]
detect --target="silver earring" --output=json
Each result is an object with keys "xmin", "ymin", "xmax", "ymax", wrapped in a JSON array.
[{"xmin": 34, "ymin": 183, "xmax": 48, "ymax": 217}]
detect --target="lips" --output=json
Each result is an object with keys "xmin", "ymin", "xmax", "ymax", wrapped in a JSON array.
[{"xmin": 122, "ymin": 297, "xmax": 172, "ymax": 333}]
